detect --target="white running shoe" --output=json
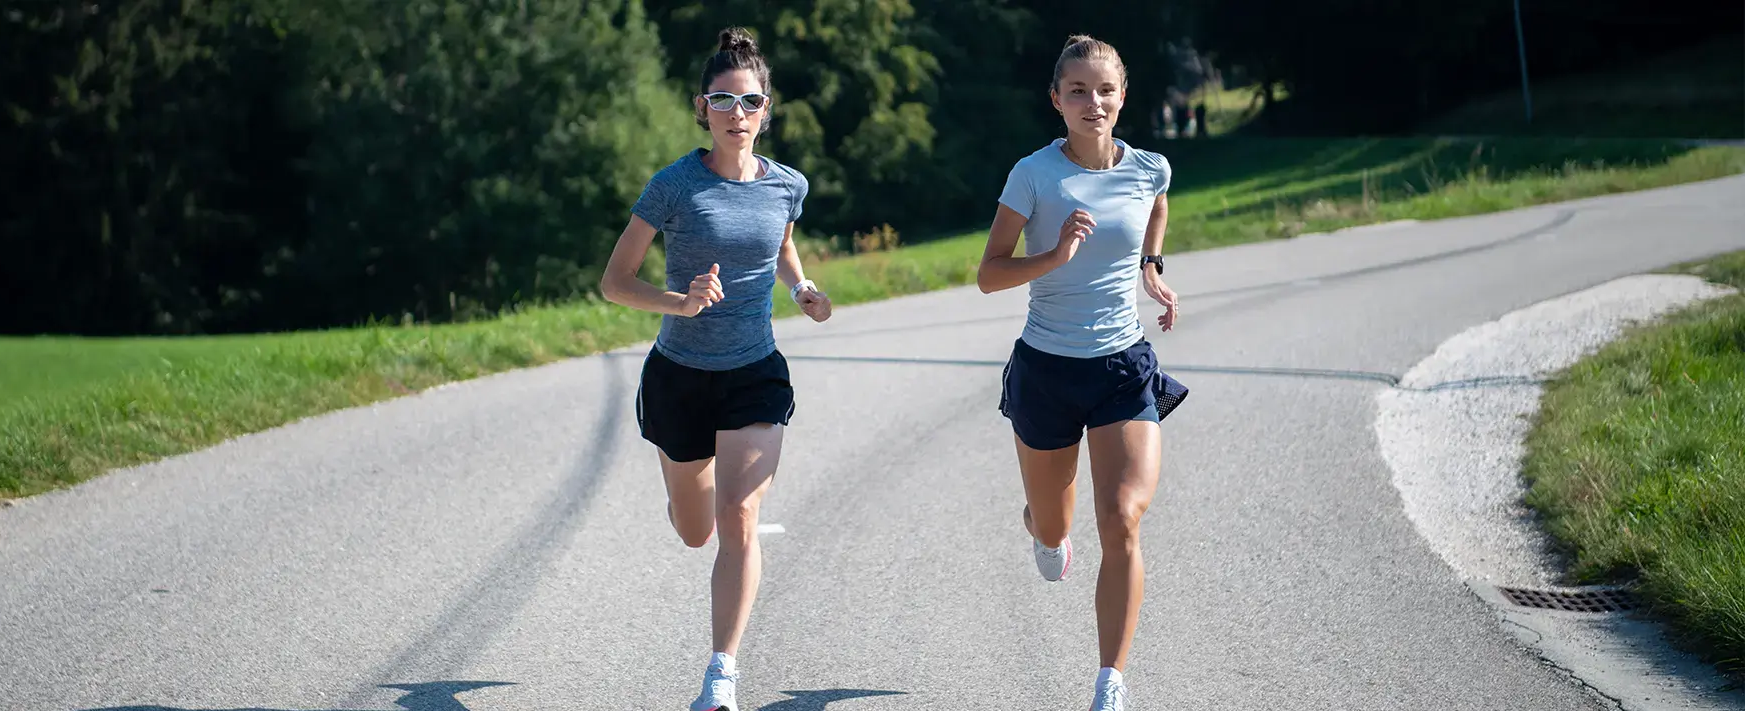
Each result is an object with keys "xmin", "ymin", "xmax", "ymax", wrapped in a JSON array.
[
  {"xmin": 1033, "ymin": 535, "xmax": 1072, "ymax": 582},
  {"xmin": 689, "ymin": 657, "xmax": 738, "ymax": 711},
  {"xmin": 1023, "ymin": 505, "xmax": 1072, "ymax": 581},
  {"xmin": 1090, "ymin": 676, "xmax": 1128, "ymax": 711}
]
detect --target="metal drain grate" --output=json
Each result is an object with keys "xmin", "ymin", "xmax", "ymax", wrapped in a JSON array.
[{"xmin": 1497, "ymin": 586, "xmax": 1638, "ymax": 613}]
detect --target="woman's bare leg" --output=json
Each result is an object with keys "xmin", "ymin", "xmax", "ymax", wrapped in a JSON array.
[
  {"xmin": 660, "ymin": 451, "xmax": 717, "ymax": 548},
  {"xmin": 1085, "ymin": 419, "xmax": 1162, "ymax": 671},
  {"xmin": 1018, "ymin": 436, "xmax": 1080, "ymax": 549},
  {"xmin": 708, "ymin": 423, "xmax": 784, "ymax": 655}
]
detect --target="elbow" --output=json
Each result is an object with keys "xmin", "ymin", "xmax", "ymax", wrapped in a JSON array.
[
  {"xmin": 975, "ymin": 269, "xmax": 1004, "ymax": 295},
  {"xmin": 975, "ymin": 262, "xmax": 997, "ymax": 294},
  {"xmin": 599, "ymin": 273, "xmax": 625, "ymax": 305}
]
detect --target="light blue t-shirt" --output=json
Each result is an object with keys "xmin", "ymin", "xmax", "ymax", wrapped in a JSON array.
[
  {"xmin": 998, "ymin": 138, "xmax": 1172, "ymax": 359},
  {"xmin": 631, "ymin": 149, "xmax": 809, "ymax": 371}
]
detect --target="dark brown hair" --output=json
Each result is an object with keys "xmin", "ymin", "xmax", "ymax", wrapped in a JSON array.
[
  {"xmin": 1052, "ymin": 34, "xmax": 1128, "ymax": 92},
  {"xmin": 696, "ymin": 27, "xmax": 773, "ymax": 133}
]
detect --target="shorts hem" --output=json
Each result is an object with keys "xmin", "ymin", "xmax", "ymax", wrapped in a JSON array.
[
  {"xmin": 644, "ymin": 435, "xmax": 714, "ymax": 464},
  {"xmin": 1155, "ymin": 372, "xmax": 1190, "ymax": 421},
  {"xmin": 1085, "ymin": 404, "xmax": 1160, "ymax": 432},
  {"xmin": 717, "ymin": 409, "xmax": 794, "ymax": 432},
  {"xmin": 1009, "ymin": 417, "xmax": 1083, "ymax": 451}
]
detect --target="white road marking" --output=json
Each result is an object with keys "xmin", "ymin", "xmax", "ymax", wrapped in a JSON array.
[{"xmin": 757, "ymin": 523, "xmax": 786, "ymax": 534}]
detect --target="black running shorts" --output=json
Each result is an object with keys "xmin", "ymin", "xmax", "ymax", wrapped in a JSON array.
[{"xmin": 635, "ymin": 346, "xmax": 795, "ymax": 462}]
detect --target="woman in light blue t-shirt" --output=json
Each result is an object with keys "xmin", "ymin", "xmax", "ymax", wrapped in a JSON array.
[
  {"xmin": 976, "ymin": 34, "xmax": 1190, "ymax": 711},
  {"xmin": 600, "ymin": 27, "xmax": 832, "ymax": 711}
]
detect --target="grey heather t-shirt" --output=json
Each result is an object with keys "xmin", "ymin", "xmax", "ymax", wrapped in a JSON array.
[
  {"xmin": 998, "ymin": 138, "xmax": 1172, "ymax": 359},
  {"xmin": 631, "ymin": 149, "xmax": 809, "ymax": 371}
]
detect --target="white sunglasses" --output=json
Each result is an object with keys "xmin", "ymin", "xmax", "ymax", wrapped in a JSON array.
[{"xmin": 701, "ymin": 91, "xmax": 770, "ymax": 112}]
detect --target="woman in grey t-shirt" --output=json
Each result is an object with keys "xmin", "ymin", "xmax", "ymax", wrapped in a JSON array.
[
  {"xmin": 600, "ymin": 26, "xmax": 832, "ymax": 711},
  {"xmin": 976, "ymin": 34, "xmax": 1189, "ymax": 711}
]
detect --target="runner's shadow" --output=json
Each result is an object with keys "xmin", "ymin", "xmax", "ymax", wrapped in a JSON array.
[
  {"xmin": 81, "ymin": 681, "xmax": 511, "ymax": 711},
  {"xmin": 80, "ymin": 682, "xmax": 905, "ymax": 711},
  {"xmin": 757, "ymin": 689, "xmax": 906, "ymax": 710}
]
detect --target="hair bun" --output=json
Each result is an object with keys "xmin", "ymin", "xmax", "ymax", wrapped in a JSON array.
[
  {"xmin": 1064, "ymin": 34, "xmax": 1095, "ymax": 48},
  {"xmin": 718, "ymin": 27, "xmax": 758, "ymax": 54}
]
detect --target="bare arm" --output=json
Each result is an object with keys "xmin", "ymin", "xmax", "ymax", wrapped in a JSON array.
[
  {"xmin": 1141, "ymin": 192, "xmax": 1180, "ymax": 331},
  {"xmin": 1142, "ymin": 193, "xmax": 1169, "ymax": 259},
  {"xmin": 775, "ymin": 222, "xmax": 807, "ymax": 291},
  {"xmin": 777, "ymin": 222, "xmax": 833, "ymax": 322},
  {"xmin": 976, "ymin": 204, "xmax": 1091, "ymax": 294},
  {"xmin": 599, "ymin": 216, "xmax": 718, "ymax": 317}
]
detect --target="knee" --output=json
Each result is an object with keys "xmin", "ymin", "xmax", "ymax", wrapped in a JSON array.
[
  {"xmin": 715, "ymin": 498, "xmax": 761, "ymax": 546},
  {"xmin": 1096, "ymin": 497, "xmax": 1149, "ymax": 545}
]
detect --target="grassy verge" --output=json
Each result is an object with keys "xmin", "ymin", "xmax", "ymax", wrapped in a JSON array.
[
  {"xmin": 0, "ymin": 236, "xmax": 984, "ymax": 499},
  {"xmin": 5, "ymin": 138, "xmax": 1745, "ymax": 501},
  {"xmin": 1157, "ymin": 137, "xmax": 1745, "ymax": 252},
  {"xmin": 1, "ymin": 303, "xmax": 661, "ymax": 499},
  {"xmin": 1521, "ymin": 249, "xmax": 1745, "ymax": 681}
]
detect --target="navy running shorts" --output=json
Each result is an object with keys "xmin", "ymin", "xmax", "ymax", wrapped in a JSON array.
[
  {"xmin": 635, "ymin": 346, "xmax": 795, "ymax": 463},
  {"xmin": 998, "ymin": 337, "xmax": 1189, "ymax": 451}
]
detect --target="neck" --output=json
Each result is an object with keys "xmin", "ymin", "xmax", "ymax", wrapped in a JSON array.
[
  {"xmin": 704, "ymin": 144, "xmax": 760, "ymax": 181},
  {"xmin": 1063, "ymin": 133, "xmax": 1118, "ymax": 170}
]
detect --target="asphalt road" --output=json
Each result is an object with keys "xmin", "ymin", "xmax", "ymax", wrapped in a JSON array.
[{"xmin": 4, "ymin": 175, "xmax": 1744, "ymax": 711}]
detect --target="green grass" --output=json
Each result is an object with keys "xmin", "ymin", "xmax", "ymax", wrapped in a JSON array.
[
  {"xmin": 1422, "ymin": 34, "xmax": 1744, "ymax": 139},
  {"xmin": 1167, "ymin": 82, "xmax": 1290, "ymax": 138},
  {"xmin": 0, "ymin": 303, "xmax": 664, "ymax": 498},
  {"xmin": 770, "ymin": 233, "xmax": 987, "ymax": 320},
  {"xmin": 1158, "ymin": 137, "xmax": 1745, "ymax": 250},
  {"xmin": 1521, "ymin": 249, "xmax": 1745, "ymax": 682},
  {"xmin": 1198, "ymin": 84, "xmax": 1274, "ymax": 137},
  {"xmin": 5, "ymin": 136, "xmax": 1745, "ymax": 501}
]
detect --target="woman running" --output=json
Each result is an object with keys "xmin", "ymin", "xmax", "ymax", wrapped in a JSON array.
[
  {"xmin": 600, "ymin": 26, "xmax": 830, "ymax": 711},
  {"xmin": 975, "ymin": 35, "xmax": 1188, "ymax": 711}
]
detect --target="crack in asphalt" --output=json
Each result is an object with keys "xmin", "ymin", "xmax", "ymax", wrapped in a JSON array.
[{"xmin": 1501, "ymin": 614, "xmax": 1628, "ymax": 711}]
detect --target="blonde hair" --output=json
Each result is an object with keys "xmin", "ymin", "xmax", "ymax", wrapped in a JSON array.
[{"xmin": 1052, "ymin": 34, "xmax": 1128, "ymax": 92}]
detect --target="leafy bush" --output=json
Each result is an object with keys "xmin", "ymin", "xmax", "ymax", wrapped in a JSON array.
[{"xmin": 1, "ymin": 0, "xmax": 695, "ymax": 335}]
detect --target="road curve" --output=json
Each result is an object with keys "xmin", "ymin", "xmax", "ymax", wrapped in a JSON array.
[{"xmin": 3, "ymin": 175, "xmax": 1744, "ymax": 711}]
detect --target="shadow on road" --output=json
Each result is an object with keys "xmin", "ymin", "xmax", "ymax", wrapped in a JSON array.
[
  {"xmin": 79, "ymin": 681, "xmax": 908, "ymax": 711},
  {"xmin": 757, "ymin": 688, "xmax": 907, "ymax": 710},
  {"xmin": 82, "ymin": 681, "xmax": 511, "ymax": 711}
]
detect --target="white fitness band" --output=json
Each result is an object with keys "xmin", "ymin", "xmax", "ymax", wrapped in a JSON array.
[{"xmin": 790, "ymin": 279, "xmax": 816, "ymax": 303}]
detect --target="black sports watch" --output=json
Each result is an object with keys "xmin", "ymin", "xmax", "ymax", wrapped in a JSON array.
[{"xmin": 1141, "ymin": 255, "xmax": 1165, "ymax": 274}]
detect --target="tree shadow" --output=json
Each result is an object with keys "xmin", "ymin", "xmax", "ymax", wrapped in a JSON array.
[
  {"xmin": 758, "ymin": 689, "xmax": 907, "ymax": 710},
  {"xmin": 83, "ymin": 681, "xmax": 511, "ymax": 711}
]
